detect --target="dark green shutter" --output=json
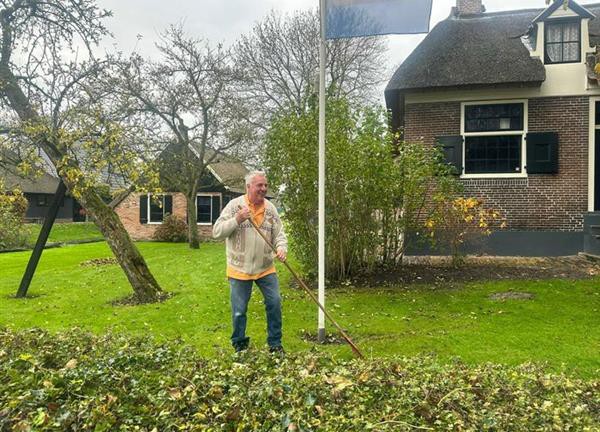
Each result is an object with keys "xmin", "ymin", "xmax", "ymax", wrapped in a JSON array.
[
  {"xmin": 435, "ymin": 136, "xmax": 463, "ymax": 175},
  {"xmin": 526, "ymin": 132, "xmax": 559, "ymax": 174},
  {"xmin": 139, "ymin": 195, "xmax": 148, "ymax": 224},
  {"xmin": 223, "ymin": 195, "xmax": 231, "ymax": 208},
  {"xmin": 164, "ymin": 195, "xmax": 173, "ymax": 216},
  {"xmin": 211, "ymin": 195, "xmax": 221, "ymax": 224}
]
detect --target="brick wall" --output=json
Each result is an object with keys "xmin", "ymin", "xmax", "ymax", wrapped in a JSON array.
[
  {"xmin": 404, "ymin": 96, "xmax": 589, "ymax": 231},
  {"xmin": 114, "ymin": 192, "xmax": 214, "ymax": 240}
]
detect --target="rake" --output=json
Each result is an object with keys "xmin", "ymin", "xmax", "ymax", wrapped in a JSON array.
[{"xmin": 247, "ymin": 218, "xmax": 364, "ymax": 359}]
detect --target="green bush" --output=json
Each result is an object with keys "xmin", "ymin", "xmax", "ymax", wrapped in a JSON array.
[
  {"xmin": 0, "ymin": 328, "xmax": 597, "ymax": 431},
  {"xmin": 0, "ymin": 183, "xmax": 31, "ymax": 250},
  {"xmin": 265, "ymin": 97, "xmax": 461, "ymax": 280},
  {"xmin": 153, "ymin": 214, "xmax": 188, "ymax": 242}
]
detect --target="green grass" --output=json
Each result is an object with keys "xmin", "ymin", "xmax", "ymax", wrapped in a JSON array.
[
  {"xmin": 1, "ymin": 242, "xmax": 599, "ymax": 377},
  {"xmin": 26, "ymin": 221, "xmax": 103, "ymax": 244}
]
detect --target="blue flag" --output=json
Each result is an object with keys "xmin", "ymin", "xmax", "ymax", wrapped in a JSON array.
[{"xmin": 325, "ymin": 0, "xmax": 433, "ymax": 39}]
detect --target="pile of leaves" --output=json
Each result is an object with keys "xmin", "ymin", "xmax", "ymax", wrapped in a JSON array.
[
  {"xmin": 79, "ymin": 258, "xmax": 118, "ymax": 267},
  {"xmin": 1, "ymin": 329, "xmax": 598, "ymax": 431}
]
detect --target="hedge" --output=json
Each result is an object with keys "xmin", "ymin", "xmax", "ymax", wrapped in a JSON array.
[{"xmin": 0, "ymin": 329, "xmax": 598, "ymax": 431}]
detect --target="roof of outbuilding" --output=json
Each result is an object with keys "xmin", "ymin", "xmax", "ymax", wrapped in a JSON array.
[
  {"xmin": 1, "ymin": 170, "xmax": 60, "ymax": 194},
  {"xmin": 385, "ymin": 3, "xmax": 600, "ymax": 93},
  {"xmin": 189, "ymin": 146, "xmax": 249, "ymax": 194},
  {"xmin": 207, "ymin": 161, "xmax": 248, "ymax": 194}
]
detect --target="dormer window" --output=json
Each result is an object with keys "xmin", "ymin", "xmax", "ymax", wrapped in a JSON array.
[{"xmin": 544, "ymin": 19, "xmax": 581, "ymax": 64}]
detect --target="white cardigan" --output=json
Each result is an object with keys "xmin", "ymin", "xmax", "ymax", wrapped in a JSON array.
[{"xmin": 213, "ymin": 196, "xmax": 288, "ymax": 276}]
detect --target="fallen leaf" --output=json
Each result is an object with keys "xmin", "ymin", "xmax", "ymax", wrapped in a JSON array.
[
  {"xmin": 64, "ymin": 359, "xmax": 77, "ymax": 369},
  {"xmin": 168, "ymin": 388, "xmax": 182, "ymax": 400}
]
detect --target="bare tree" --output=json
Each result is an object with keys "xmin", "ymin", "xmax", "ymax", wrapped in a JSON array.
[
  {"xmin": 235, "ymin": 9, "xmax": 387, "ymax": 127},
  {"xmin": 113, "ymin": 25, "xmax": 251, "ymax": 249},
  {"xmin": 0, "ymin": 0, "xmax": 163, "ymax": 303}
]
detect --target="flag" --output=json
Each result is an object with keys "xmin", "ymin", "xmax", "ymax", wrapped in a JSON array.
[{"xmin": 325, "ymin": 0, "xmax": 433, "ymax": 39}]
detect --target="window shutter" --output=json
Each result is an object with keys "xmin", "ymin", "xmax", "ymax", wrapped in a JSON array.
[
  {"xmin": 223, "ymin": 195, "xmax": 231, "ymax": 208},
  {"xmin": 211, "ymin": 195, "xmax": 221, "ymax": 224},
  {"xmin": 435, "ymin": 136, "xmax": 463, "ymax": 175},
  {"xmin": 139, "ymin": 195, "xmax": 148, "ymax": 224},
  {"xmin": 526, "ymin": 132, "xmax": 559, "ymax": 174},
  {"xmin": 164, "ymin": 195, "xmax": 173, "ymax": 216}
]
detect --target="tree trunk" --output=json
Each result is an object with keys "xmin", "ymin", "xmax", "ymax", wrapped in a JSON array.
[
  {"xmin": 77, "ymin": 186, "xmax": 163, "ymax": 303},
  {"xmin": 0, "ymin": 66, "xmax": 163, "ymax": 303},
  {"xmin": 186, "ymin": 186, "xmax": 200, "ymax": 249}
]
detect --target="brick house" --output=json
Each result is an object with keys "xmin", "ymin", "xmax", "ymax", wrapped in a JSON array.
[
  {"xmin": 385, "ymin": 0, "xmax": 600, "ymax": 256},
  {"xmin": 111, "ymin": 157, "xmax": 248, "ymax": 241}
]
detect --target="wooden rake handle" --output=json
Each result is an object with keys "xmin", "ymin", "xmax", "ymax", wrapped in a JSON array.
[{"xmin": 247, "ymin": 217, "xmax": 364, "ymax": 359}]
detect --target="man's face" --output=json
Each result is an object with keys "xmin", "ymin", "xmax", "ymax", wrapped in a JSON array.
[{"xmin": 247, "ymin": 175, "xmax": 268, "ymax": 202}]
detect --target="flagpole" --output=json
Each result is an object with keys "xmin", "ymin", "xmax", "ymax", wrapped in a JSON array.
[{"xmin": 318, "ymin": 0, "xmax": 326, "ymax": 342}]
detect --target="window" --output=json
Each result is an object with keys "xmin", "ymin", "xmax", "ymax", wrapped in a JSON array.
[
  {"xmin": 36, "ymin": 194, "xmax": 64, "ymax": 207},
  {"xmin": 147, "ymin": 194, "xmax": 172, "ymax": 223},
  {"xmin": 36, "ymin": 195, "xmax": 49, "ymax": 207},
  {"xmin": 545, "ymin": 20, "xmax": 580, "ymax": 64},
  {"xmin": 465, "ymin": 135, "xmax": 522, "ymax": 174},
  {"xmin": 197, "ymin": 195, "xmax": 212, "ymax": 224},
  {"xmin": 463, "ymin": 102, "xmax": 526, "ymax": 176}
]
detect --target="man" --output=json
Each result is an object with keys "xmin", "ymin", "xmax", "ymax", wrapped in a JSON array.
[{"xmin": 213, "ymin": 170, "xmax": 287, "ymax": 353}]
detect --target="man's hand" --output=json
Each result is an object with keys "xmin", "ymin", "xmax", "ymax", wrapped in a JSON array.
[
  {"xmin": 236, "ymin": 206, "xmax": 251, "ymax": 224},
  {"xmin": 276, "ymin": 248, "xmax": 287, "ymax": 262}
]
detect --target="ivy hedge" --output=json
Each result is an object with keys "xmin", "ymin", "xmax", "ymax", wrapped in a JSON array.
[{"xmin": 0, "ymin": 329, "xmax": 598, "ymax": 431}]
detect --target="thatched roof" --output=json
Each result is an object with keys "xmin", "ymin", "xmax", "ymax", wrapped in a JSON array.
[{"xmin": 386, "ymin": 2, "xmax": 600, "ymax": 94}]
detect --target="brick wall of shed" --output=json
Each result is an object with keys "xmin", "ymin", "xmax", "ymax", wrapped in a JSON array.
[
  {"xmin": 404, "ymin": 96, "xmax": 589, "ymax": 231},
  {"xmin": 114, "ymin": 192, "xmax": 214, "ymax": 240}
]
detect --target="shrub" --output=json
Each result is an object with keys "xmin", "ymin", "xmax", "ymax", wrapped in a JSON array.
[
  {"xmin": 0, "ymin": 182, "xmax": 30, "ymax": 250},
  {"xmin": 265, "ymin": 97, "xmax": 462, "ymax": 280},
  {"xmin": 0, "ymin": 328, "xmax": 598, "ymax": 431},
  {"xmin": 426, "ymin": 197, "xmax": 506, "ymax": 265},
  {"xmin": 153, "ymin": 214, "xmax": 188, "ymax": 242}
]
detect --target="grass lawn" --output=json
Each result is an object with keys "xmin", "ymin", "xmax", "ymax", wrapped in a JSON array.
[
  {"xmin": 1, "ymin": 241, "xmax": 599, "ymax": 378},
  {"xmin": 26, "ymin": 221, "xmax": 103, "ymax": 244}
]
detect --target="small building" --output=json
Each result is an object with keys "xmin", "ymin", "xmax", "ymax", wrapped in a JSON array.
[
  {"xmin": 1, "ymin": 170, "xmax": 84, "ymax": 222},
  {"xmin": 110, "ymin": 157, "xmax": 248, "ymax": 241},
  {"xmin": 385, "ymin": 0, "xmax": 600, "ymax": 256}
]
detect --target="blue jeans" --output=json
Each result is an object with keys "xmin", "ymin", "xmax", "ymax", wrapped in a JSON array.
[{"xmin": 229, "ymin": 273, "xmax": 282, "ymax": 349}]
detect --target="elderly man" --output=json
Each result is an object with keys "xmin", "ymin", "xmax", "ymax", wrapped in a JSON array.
[{"xmin": 213, "ymin": 170, "xmax": 287, "ymax": 353}]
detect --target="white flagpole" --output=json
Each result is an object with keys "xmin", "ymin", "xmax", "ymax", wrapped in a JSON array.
[{"xmin": 318, "ymin": 0, "xmax": 326, "ymax": 342}]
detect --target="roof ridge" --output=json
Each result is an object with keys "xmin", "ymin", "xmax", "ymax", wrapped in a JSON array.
[
  {"xmin": 452, "ymin": 2, "xmax": 600, "ymax": 20},
  {"xmin": 451, "ymin": 8, "xmax": 543, "ymax": 20}
]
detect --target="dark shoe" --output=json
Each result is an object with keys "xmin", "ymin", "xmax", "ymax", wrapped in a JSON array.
[
  {"xmin": 232, "ymin": 337, "xmax": 250, "ymax": 353},
  {"xmin": 233, "ymin": 342, "xmax": 249, "ymax": 353},
  {"xmin": 269, "ymin": 345, "xmax": 285, "ymax": 355}
]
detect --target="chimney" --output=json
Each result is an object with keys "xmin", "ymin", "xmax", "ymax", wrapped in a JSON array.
[{"xmin": 456, "ymin": 0, "xmax": 484, "ymax": 16}]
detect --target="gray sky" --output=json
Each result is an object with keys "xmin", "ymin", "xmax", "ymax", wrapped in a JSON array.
[{"xmin": 97, "ymin": 0, "xmax": 595, "ymax": 96}]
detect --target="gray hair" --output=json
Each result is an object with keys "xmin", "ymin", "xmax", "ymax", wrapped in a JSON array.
[{"xmin": 245, "ymin": 170, "xmax": 267, "ymax": 185}]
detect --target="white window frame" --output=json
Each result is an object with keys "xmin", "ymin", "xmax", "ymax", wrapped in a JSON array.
[
  {"xmin": 147, "ymin": 193, "xmax": 166, "ymax": 225},
  {"xmin": 461, "ymin": 99, "xmax": 528, "ymax": 179},
  {"xmin": 196, "ymin": 193, "xmax": 220, "ymax": 225},
  {"xmin": 543, "ymin": 18, "xmax": 581, "ymax": 65},
  {"xmin": 588, "ymin": 97, "xmax": 599, "ymax": 212}
]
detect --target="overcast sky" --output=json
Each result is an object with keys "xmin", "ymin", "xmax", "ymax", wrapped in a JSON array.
[{"xmin": 97, "ymin": 0, "xmax": 598, "ymax": 97}]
